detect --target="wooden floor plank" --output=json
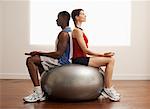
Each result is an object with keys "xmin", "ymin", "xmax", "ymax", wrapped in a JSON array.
[{"xmin": 0, "ymin": 80, "xmax": 150, "ymax": 109}]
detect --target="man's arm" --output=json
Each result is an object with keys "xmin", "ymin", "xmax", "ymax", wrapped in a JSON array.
[{"xmin": 38, "ymin": 32, "xmax": 69, "ymax": 59}]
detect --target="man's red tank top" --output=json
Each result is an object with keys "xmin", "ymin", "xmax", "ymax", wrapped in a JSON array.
[{"xmin": 73, "ymin": 32, "xmax": 88, "ymax": 59}]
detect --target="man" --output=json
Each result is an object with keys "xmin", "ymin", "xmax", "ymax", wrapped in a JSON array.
[{"xmin": 23, "ymin": 11, "xmax": 72, "ymax": 102}]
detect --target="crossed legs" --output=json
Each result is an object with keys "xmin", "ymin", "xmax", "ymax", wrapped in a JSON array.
[
  {"xmin": 88, "ymin": 56, "xmax": 120, "ymax": 101},
  {"xmin": 88, "ymin": 56, "xmax": 115, "ymax": 88},
  {"xmin": 23, "ymin": 55, "xmax": 46, "ymax": 102},
  {"xmin": 26, "ymin": 55, "xmax": 44, "ymax": 86}
]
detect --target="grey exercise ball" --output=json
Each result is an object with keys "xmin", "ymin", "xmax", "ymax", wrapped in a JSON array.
[{"xmin": 41, "ymin": 64, "xmax": 104, "ymax": 101}]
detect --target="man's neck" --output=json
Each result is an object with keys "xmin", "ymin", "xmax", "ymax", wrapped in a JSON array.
[{"xmin": 61, "ymin": 25, "xmax": 68, "ymax": 30}]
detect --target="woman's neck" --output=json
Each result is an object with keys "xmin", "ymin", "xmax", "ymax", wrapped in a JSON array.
[
  {"xmin": 76, "ymin": 21, "xmax": 82, "ymax": 28},
  {"xmin": 75, "ymin": 22, "xmax": 83, "ymax": 30}
]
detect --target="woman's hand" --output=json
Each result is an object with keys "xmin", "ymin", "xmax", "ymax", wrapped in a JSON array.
[{"xmin": 104, "ymin": 52, "xmax": 115, "ymax": 57}]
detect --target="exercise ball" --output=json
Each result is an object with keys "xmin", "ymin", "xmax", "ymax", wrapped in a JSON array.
[{"xmin": 41, "ymin": 64, "xmax": 104, "ymax": 101}]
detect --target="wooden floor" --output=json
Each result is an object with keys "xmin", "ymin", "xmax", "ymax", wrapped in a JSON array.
[{"xmin": 0, "ymin": 80, "xmax": 150, "ymax": 109}]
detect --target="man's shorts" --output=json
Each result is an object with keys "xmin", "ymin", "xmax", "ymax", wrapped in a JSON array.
[{"xmin": 40, "ymin": 56, "xmax": 61, "ymax": 71}]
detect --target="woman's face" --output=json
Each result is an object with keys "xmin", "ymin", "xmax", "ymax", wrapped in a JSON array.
[{"xmin": 76, "ymin": 10, "xmax": 86, "ymax": 22}]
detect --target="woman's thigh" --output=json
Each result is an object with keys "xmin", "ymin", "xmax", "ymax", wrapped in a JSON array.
[{"xmin": 88, "ymin": 56, "xmax": 113, "ymax": 68}]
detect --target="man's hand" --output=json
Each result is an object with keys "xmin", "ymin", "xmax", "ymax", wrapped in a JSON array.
[
  {"xmin": 25, "ymin": 51, "xmax": 40, "ymax": 56},
  {"xmin": 30, "ymin": 51, "xmax": 40, "ymax": 56}
]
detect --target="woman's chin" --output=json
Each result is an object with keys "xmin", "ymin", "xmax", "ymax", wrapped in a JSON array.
[{"xmin": 82, "ymin": 20, "xmax": 86, "ymax": 22}]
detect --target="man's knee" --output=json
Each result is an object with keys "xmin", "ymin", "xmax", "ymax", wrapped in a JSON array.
[{"xmin": 26, "ymin": 57, "xmax": 32, "ymax": 65}]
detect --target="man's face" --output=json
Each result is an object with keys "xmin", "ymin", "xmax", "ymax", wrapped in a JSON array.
[{"xmin": 56, "ymin": 15, "xmax": 64, "ymax": 26}]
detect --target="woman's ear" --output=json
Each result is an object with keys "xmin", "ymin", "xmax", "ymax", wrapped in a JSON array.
[{"xmin": 75, "ymin": 16, "xmax": 78, "ymax": 21}]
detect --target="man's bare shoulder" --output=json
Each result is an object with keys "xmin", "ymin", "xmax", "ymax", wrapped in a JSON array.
[{"xmin": 58, "ymin": 31, "xmax": 69, "ymax": 40}]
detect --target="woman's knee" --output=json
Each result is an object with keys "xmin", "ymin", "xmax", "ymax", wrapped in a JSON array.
[{"xmin": 109, "ymin": 56, "xmax": 115, "ymax": 64}]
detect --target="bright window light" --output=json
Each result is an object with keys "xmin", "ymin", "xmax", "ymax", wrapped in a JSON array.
[{"xmin": 30, "ymin": 0, "xmax": 131, "ymax": 46}]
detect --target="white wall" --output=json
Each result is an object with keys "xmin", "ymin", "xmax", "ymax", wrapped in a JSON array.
[
  {"xmin": 95, "ymin": 1, "xmax": 150, "ymax": 80},
  {"xmin": 0, "ymin": 2, "xmax": 3, "ymax": 74},
  {"xmin": 147, "ymin": 1, "xmax": 150, "ymax": 77},
  {"xmin": 0, "ymin": 1, "xmax": 150, "ymax": 80},
  {"xmin": 1, "ymin": 1, "xmax": 30, "ymax": 79},
  {"xmin": 114, "ymin": 1, "xmax": 150, "ymax": 80}
]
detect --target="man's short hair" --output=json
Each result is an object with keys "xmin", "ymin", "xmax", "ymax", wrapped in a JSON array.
[{"xmin": 58, "ymin": 11, "xmax": 70, "ymax": 26}]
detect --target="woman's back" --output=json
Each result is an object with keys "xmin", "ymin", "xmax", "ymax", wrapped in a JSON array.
[{"xmin": 72, "ymin": 29, "xmax": 88, "ymax": 59}]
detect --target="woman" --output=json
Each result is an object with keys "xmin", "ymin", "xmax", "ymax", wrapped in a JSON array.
[{"xmin": 71, "ymin": 9, "xmax": 120, "ymax": 101}]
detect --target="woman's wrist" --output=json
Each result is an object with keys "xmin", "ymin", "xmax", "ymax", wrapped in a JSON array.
[{"xmin": 96, "ymin": 53, "xmax": 104, "ymax": 57}]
